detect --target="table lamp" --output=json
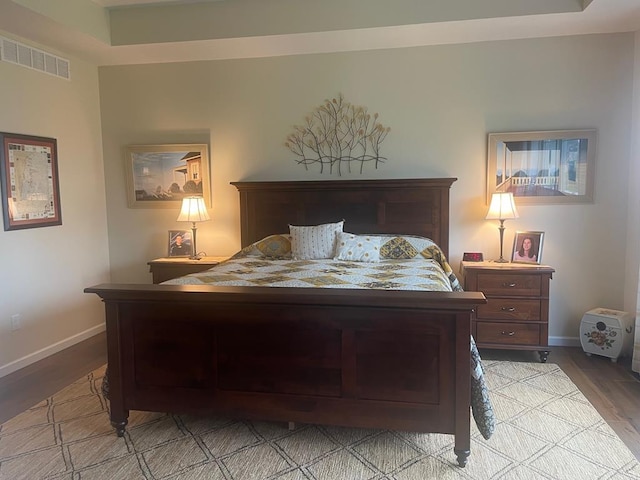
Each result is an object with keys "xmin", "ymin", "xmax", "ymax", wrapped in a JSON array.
[
  {"xmin": 177, "ymin": 196, "xmax": 210, "ymax": 260},
  {"xmin": 486, "ymin": 192, "xmax": 519, "ymax": 263}
]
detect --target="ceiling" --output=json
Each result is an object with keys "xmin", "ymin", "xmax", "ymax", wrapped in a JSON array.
[{"xmin": 0, "ymin": 0, "xmax": 639, "ymax": 66}]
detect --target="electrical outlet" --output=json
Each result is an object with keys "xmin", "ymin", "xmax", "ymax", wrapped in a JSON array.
[{"xmin": 11, "ymin": 314, "xmax": 21, "ymax": 331}]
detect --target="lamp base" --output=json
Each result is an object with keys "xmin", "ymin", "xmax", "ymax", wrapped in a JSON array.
[
  {"xmin": 495, "ymin": 221, "xmax": 509, "ymax": 264},
  {"xmin": 188, "ymin": 224, "xmax": 200, "ymax": 260}
]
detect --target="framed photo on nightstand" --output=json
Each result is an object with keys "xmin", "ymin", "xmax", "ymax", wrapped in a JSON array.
[
  {"xmin": 511, "ymin": 231, "xmax": 544, "ymax": 264},
  {"xmin": 168, "ymin": 230, "xmax": 192, "ymax": 257}
]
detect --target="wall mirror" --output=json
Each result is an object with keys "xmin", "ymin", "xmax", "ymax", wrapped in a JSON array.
[{"xmin": 487, "ymin": 129, "xmax": 596, "ymax": 205}]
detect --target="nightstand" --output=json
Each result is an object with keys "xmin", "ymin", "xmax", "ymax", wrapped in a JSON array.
[
  {"xmin": 148, "ymin": 256, "xmax": 229, "ymax": 284},
  {"xmin": 460, "ymin": 260, "xmax": 555, "ymax": 363}
]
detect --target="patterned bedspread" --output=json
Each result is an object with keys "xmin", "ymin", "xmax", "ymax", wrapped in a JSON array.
[
  {"xmin": 161, "ymin": 234, "xmax": 495, "ymax": 439},
  {"xmin": 163, "ymin": 256, "xmax": 456, "ymax": 291}
]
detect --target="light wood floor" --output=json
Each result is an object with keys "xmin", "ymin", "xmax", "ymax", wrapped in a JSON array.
[
  {"xmin": 1, "ymin": 333, "xmax": 639, "ymax": 461},
  {"xmin": 0, "ymin": 332, "xmax": 107, "ymax": 425}
]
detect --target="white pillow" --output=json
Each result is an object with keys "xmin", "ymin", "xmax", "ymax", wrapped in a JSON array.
[
  {"xmin": 334, "ymin": 232, "xmax": 381, "ymax": 262},
  {"xmin": 289, "ymin": 221, "xmax": 344, "ymax": 259}
]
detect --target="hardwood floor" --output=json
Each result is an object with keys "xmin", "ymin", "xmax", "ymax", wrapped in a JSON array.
[
  {"xmin": 0, "ymin": 332, "xmax": 107, "ymax": 425},
  {"xmin": 0, "ymin": 334, "xmax": 638, "ymax": 461}
]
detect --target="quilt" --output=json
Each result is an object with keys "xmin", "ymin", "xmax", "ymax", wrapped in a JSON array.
[
  {"xmin": 165, "ymin": 233, "xmax": 463, "ymax": 290},
  {"xmin": 163, "ymin": 256, "xmax": 455, "ymax": 291}
]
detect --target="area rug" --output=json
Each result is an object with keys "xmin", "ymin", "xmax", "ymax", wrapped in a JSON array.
[{"xmin": 0, "ymin": 361, "xmax": 638, "ymax": 480}]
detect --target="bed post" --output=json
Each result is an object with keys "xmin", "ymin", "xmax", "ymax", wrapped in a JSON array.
[
  {"xmin": 454, "ymin": 311, "xmax": 472, "ymax": 467},
  {"xmin": 104, "ymin": 302, "xmax": 129, "ymax": 437}
]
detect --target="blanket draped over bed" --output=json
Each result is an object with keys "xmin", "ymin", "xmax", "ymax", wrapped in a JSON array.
[{"xmin": 162, "ymin": 234, "xmax": 495, "ymax": 440}]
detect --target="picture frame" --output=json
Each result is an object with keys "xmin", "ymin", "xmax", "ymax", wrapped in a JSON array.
[
  {"xmin": 487, "ymin": 130, "xmax": 596, "ymax": 205},
  {"xmin": 125, "ymin": 144, "xmax": 211, "ymax": 209},
  {"xmin": 0, "ymin": 132, "xmax": 62, "ymax": 231},
  {"xmin": 511, "ymin": 231, "xmax": 544, "ymax": 264},
  {"xmin": 168, "ymin": 230, "xmax": 193, "ymax": 257}
]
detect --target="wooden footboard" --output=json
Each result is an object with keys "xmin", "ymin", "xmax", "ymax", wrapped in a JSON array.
[{"xmin": 85, "ymin": 284, "xmax": 485, "ymax": 467}]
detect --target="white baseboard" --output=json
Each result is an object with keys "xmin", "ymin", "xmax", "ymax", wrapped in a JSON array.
[
  {"xmin": 549, "ymin": 336, "xmax": 581, "ymax": 347},
  {"xmin": 0, "ymin": 323, "xmax": 106, "ymax": 378}
]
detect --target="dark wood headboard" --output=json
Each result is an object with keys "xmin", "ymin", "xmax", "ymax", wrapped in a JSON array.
[{"xmin": 231, "ymin": 178, "xmax": 456, "ymax": 258}]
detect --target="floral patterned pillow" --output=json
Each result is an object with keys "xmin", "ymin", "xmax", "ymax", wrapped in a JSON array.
[{"xmin": 334, "ymin": 232, "xmax": 380, "ymax": 262}]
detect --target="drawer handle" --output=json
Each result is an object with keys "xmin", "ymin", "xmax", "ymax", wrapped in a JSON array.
[
  {"xmin": 501, "ymin": 307, "xmax": 516, "ymax": 312},
  {"xmin": 501, "ymin": 331, "xmax": 516, "ymax": 336},
  {"xmin": 502, "ymin": 282, "xmax": 517, "ymax": 288}
]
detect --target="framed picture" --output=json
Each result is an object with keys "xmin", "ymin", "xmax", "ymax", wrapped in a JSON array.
[
  {"xmin": 168, "ymin": 230, "xmax": 192, "ymax": 257},
  {"xmin": 511, "ymin": 231, "xmax": 544, "ymax": 264},
  {"xmin": 0, "ymin": 132, "xmax": 62, "ymax": 231},
  {"xmin": 125, "ymin": 144, "xmax": 210, "ymax": 208},
  {"xmin": 487, "ymin": 130, "xmax": 596, "ymax": 205}
]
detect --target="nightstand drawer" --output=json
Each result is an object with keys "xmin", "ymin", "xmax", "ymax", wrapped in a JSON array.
[
  {"xmin": 477, "ymin": 274, "xmax": 541, "ymax": 296},
  {"xmin": 477, "ymin": 299, "xmax": 541, "ymax": 321},
  {"xmin": 476, "ymin": 322, "xmax": 541, "ymax": 346}
]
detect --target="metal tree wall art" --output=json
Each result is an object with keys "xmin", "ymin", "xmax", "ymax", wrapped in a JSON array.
[{"xmin": 285, "ymin": 94, "xmax": 391, "ymax": 175}]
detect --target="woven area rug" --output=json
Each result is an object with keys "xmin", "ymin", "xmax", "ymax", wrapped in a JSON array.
[{"xmin": 0, "ymin": 360, "xmax": 639, "ymax": 480}]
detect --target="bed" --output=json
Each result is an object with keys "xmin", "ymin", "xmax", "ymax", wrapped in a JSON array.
[{"xmin": 85, "ymin": 178, "xmax": 489, "ymax": 467}]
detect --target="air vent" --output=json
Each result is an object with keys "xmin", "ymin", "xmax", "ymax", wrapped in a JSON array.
[{"xmin": 0, "ymin": 37, "xmax": 70, "ymax": 80}]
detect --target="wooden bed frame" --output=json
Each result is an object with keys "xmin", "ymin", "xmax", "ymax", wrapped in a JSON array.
[{"xmin": 85, "ymin": 178, "xmax": 486, "ymax": 467}]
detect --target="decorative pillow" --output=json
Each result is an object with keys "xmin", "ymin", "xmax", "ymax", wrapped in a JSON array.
[
  {"xmin": 289, "ymin": 220, "xmax": 344, "ymax": 260},
  {"xmin": 380, "ymin": 236, "xmax": 420, "ymax": 259},
  {"xmin": 256, "ymin": 234, "xmax": 292, "ymax": 257},
  {"xmin": 334, "ymin": 232, "xmax": 380, "ymax": 262}
]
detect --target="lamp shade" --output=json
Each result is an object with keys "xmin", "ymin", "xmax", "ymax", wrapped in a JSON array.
[
  {"xmin": 177, "ymin": 196, "xmax": 210, "ymax": 223},
  {"xmin": 486, "ymin": 192, "xmax": 519, "ymax": 221}
]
